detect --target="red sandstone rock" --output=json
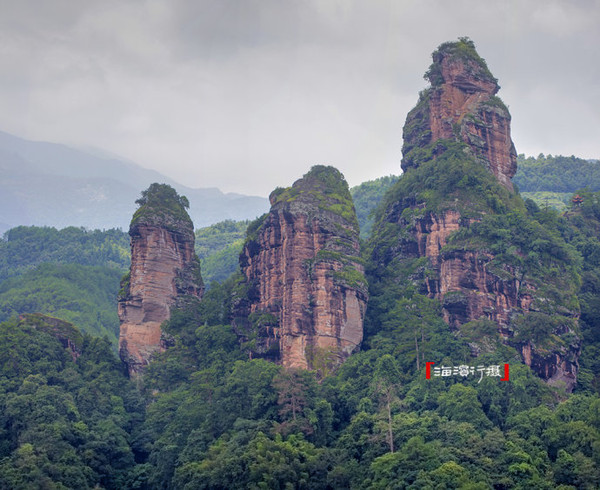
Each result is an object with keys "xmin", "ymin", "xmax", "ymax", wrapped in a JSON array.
[
  {"xmin": 402, "ymin": 39, "xmax": 517, "ymax": 190},
  {"xmin": 118, "ymin": 184, "xmax": 203, "ymax": 376},
  {"xmin": 380, "ymin": 39, "xmax": 579, "ymax": 390},
  {"xmin": 381, "ymin": 203, "xmax": 579, "ymax": 391},
  {"xmin": 238, "ymin": 166, "xmax": 367, "ymax": 370}
]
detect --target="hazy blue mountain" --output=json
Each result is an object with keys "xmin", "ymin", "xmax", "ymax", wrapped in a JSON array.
[{"xmin": 0, "ymin": 130, "xmax": 269, "ymax": 233}]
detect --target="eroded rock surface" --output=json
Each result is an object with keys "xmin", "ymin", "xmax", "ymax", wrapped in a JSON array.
[
  {"xmin": 402, "ymin": 39, "xmax": 517, "ymax": 190},
  {"xmin": 238, "ymin": 166, "xmax": 367, "ymax": 369},
  {"xmin": 372, "ymin": 39, "xmax": 579, "ymax": 390},
  {"xmin": 118, "ymin": 184, "xmax": 203, "ymax": 376}
]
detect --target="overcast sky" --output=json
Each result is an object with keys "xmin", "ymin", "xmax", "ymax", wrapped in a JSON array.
[{"xmin": 1, "ymin": 0, "xmax": 599, "ymax": 196}]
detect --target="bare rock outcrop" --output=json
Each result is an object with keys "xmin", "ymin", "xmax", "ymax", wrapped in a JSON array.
[
  {"xmin": 118, "ymin": 184, "xmax": 203, "ymax": 376},
  {"xmin": 372, "ymin": 39, "xmax": 579, "ymax": 390},
  {"xmin": 237, "ymin": 166, "xmax": 367, "ymax": 370},
  {"xmin": 402, "ymin": 37, "xmax": 517, "ymax": 190}
]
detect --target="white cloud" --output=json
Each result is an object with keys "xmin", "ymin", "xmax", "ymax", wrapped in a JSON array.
[{"xmin": 0, "ymin": 0, "xmax": 599, "ymax": 195}]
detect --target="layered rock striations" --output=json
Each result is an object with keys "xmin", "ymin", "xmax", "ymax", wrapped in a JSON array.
[
  {"xmin": 402, "ymin": 38, "xmax": 517, "ymax": 190},
  {"xmin": 371, "ymin": 38, "xmax": 580, "ymax": 390},
  {"xmin": 238, "ymin": 166, "xmax": 368, "ymax": 370},
  {"xmin": 118, "ymin": 183, "xmax": 203, "ymax": 376}
]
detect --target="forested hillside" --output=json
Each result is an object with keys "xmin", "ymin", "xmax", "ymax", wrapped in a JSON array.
[
  {"xmin": 0, "ymin": 314, "xmax": 145, "ymax": 489},
  {"xmin": 0, "ymin": 226, "xmax": 129, "ymax": 282},
  {"xmin": 195, "ymin": 220, "xmax": 249, "ymax": 285},
  {"xmin": 0, "ymin": 264, "xmax": 122, "ymax": 343},
  {"xmin": 350, "ymin": 175, "xmax": 400, "ymax": 238},
  {"xmin": 515, "ymin": 154, "xmax": 600, "ymax": 211},
  {"xmin": 1, "ymin": 192, "xmax": 600, "ymax": 488},
  {"xmin": 0, "ymin": 227, "xmax": 129, "ymax": 344},
  {"xmin": 2, "ymin": 156, "xmax": 600, "ymax": 486},
  {"xmin": 514, "ymin": 154, "xmax": 600, "ymax": 193}
]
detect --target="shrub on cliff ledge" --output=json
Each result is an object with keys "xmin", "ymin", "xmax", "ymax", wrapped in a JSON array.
[
  {"xmin": 424, "ymin": 37, "xmax": 496, "ymax": 86},
  {"xmin": 271, "ymin": 165, "xmax": 359, "ymax": 231},
  {"xmin": 130, "ymin": 183, "xmax": 192, "ymax": 230}
]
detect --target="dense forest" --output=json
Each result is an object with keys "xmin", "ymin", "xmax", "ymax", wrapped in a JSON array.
[
  {"xmin": 515, "ymin": 154, "xmax": 600, "ymax": 211},
  {"xmin": 1, "ymin": 175, "xmax": 600, "ymax": 488},
  {"xmin": 350, "ymin": 175, "xmax": 400, "ymax": 238},
  {"xmin": 0, "ymin": 227, "xmax": 129, "ymax": 344},
  {"xmin": 514, "ymin": 154, "xmax": 600, "ymax": 194}
]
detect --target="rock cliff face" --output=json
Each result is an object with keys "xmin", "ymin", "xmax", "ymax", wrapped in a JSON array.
[
  {"xmin": 400, "ymin": 210, "xmax": 530, "ymax": 329},
  {"xmin": 371, "ymin": 39, "xmax": 579, "ymax": 390},
  {"xmin": 402, "ymin": 38, "xmax": 517, "ymax": 190},
  {"xmin": 238, "ymin": 166, "xmax": 367, "ymax": 370},
  {"xmin": 118, "ymin": 184, "xmax": 203, "ymax": 376}
]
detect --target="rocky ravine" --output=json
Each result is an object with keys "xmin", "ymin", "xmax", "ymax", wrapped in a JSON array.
[
  {"xmin": 372, "ymin": 39, "xmax": 579, "ymax": 390},
  {"xmin": 237, "ymin": 166, "xmax": 368, "ymax": 370},
  {"xmin": 118, "ymin": 184, "xmax": 204, "ymax": 376}
]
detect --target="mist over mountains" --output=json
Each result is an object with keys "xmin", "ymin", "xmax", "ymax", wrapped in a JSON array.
[{"xmin": 0, "ymin": 130, "xmax": 269, "ymax": 234}]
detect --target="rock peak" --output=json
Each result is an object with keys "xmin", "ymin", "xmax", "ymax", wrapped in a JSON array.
[
  {"xmin": 238, "ymin": 166, "xmax": 367, "ymax": 370},
  {"xmin": 130, "ymin": 183, "xmax": 193, "ymax": 233},
  {"xmin": 425, "ymin": 37, "xmax": 498, "ymax": 92},
  {"xmin": 119, "ymin": 183, "xmax": 203, "ymax": 376},
  {"xmin": 402, "ymin": 37, "xmax": 517, "ymax": 190}
]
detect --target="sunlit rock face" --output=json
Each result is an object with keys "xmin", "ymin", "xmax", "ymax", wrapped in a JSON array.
[
  {"xmin": 238, "ymin": 166, "xmax": 367, "ymax": 369},
  {"xmin": 402, "ymin": 38, "xmax": 517, "ymax": 190},
  {"xmin": 371, "ymin": 39, "xmax": 579, "ymax": 391},
  {"xmin": 118, "ymin": 184, "xmax": 203, "ymax": 376}
]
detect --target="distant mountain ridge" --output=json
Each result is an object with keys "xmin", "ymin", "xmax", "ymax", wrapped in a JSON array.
[{"xmin": 0, "ymin": 130, "xmax": 269, "ymax": 233}]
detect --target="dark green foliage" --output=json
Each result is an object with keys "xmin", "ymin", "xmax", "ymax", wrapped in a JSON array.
[
  {"xmin": 244, "ymin": 212, "xmax": 268, "ymax": 245},
  {"xmin": 0, "ymin": 263, "xmax": 122, "ymax": 344},
  {"xmin": 449, "ymin": 210, "xmax": 581, "ymax": 307},
  {"xmin": 350, "ymin": 175, "xmax": 400, "ymax": 238},
  {"xmin": 424, "ymin": 37, "xmax": 497, "ymax": 86},
  {"xmin": 194, "ymin": 219, "xmax": 249, "ymax": 285},
  {"xmin": 0, "ymin": 226, "xmax": 129, "ymax": 282},
  {"xmin": 271, "ymin": 165, "xmax": 359, "ymax": 231},
  {"xmin": 515, "ymin": 154, "xmax": 600, "ymax": 194},
  {"xmin": 564, "ymin": 190, "xmax": 600, "ymax": 393},
  {"xmin": 173, "ymin": 430, "xmax": 327, "ymax": 490},
  {"xmin": 0, "ymin": 317, "xmax": 143, "ymax": 489},
  {"xmin": 122, "ymin": 155, "xmax": 599, "ymax": 487},
  {"xmin": 131, "ymin": 260, "xmax": 600, "ymax": 489},
  {"xmin": 2, "ymin": 211, "xmax": 600, "ymax": 489},
  {"xmin": 401, "ymin": 89, "xmax": 434, "ymax": 171},
  {"xmin": 17, "ymin": 313, "xmax": 84, "ymax": 351},
  {"xmin": 195, "ymin": 219, "xmax": 250, "ymax": 260},
  {"xmin": 381, "ymin": 140, "xmax": 523, "ymax": 224},
  {"xmin": 130, "ymin": 183, "xmax": 192, "ymax": 231}
]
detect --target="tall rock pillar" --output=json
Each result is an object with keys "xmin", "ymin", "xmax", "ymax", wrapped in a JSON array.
[
  {"xmin": 402, "ymin": 37, "xmax": 517, "ymax": 190},
  {"xmin": 370, "ymin": 38, "xmax": 579, "ymax": 391},
  {"xmin": 118, "ymin": 183, "xmax": 204, "ymax": 376},
  {"xmin": 238, "ymin": 166, "xmax": 368, "ymax": 370}
]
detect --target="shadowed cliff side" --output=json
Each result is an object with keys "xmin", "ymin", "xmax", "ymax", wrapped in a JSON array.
[
  {"xmin": 369, "ymin": 38, "xmax": 580, "ymax": 391},
  {"xmin": 237, "ymin": 166, "xmax": 368, "ymax": 371},
  {"xmin": 118, "ymin": 183, "xmax": 204, "ymax": 376}
]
